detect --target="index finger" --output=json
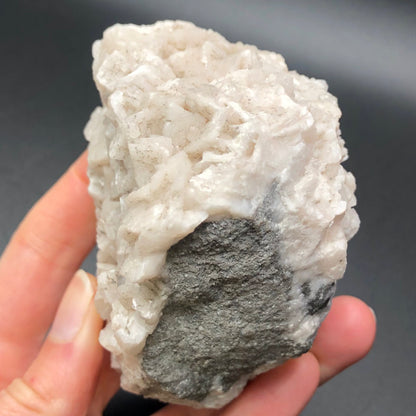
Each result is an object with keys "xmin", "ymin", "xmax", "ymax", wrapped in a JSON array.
[{"xmin": 0, "ymin": 151, "xmax": 96, "ymax": 386}]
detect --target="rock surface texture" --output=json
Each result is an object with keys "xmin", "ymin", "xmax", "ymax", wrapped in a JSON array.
[{"xmin": 85, "ymin": 21, "xmax": 360, "ymax": 408}]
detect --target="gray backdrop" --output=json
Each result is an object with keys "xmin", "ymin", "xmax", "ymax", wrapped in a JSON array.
[{"xmin": 1, "ymin": 1, "xmax": 415, "ymax": 415}]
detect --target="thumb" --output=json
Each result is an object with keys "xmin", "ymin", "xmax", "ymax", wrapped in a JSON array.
[{"xmin": 0, "ymin": 270, "xmax": 104, "ymax": 415}]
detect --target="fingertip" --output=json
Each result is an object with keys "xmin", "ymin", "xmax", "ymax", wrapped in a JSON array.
[
  {"xmin": 328, "ymin": 296, "xmax": 376, "ymax": 357},
  {"xmin": 311, "ymin": 295, "xmax": 376, "ymax": 384}
]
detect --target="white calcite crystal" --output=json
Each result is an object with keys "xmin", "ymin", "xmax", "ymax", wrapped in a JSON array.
[{"xmin": 85, "ymin": 21, "xmax": 359, "ymax": 408}]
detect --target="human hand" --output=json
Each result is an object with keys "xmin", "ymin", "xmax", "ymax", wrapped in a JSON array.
[{"xmin": 0, "ymin": 152, "xmax": 376, "ymax": 415}]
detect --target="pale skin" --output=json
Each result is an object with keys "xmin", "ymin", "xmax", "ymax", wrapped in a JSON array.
[{"xmin": 0, "ymin": 152, "xmax": 376, "ymax": 415}]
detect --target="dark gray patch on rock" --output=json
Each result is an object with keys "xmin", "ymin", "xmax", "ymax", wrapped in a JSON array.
[
  {"xmin": 301, "ymin": 281, "xmax": 312, "ymax": 298},
  {"xmin": 306, "ymin": 282, "xmax": 336, "ymax": 315},
  {"xmin": 141, "ymin": 186, "xmax": 331, "ymax": 401}
]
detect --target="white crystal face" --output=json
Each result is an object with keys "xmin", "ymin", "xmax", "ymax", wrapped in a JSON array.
[{"xmin": 85, "ymin": 20, "xmax": 359, "ymax": 407}]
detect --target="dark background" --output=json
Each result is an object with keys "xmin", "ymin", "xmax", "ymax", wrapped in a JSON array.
[{"xmin": 1, "ymin": 1, "xmax": 415, "ymax": 414}]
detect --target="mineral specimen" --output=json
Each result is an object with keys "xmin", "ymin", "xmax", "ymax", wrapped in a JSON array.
[{"xmin": 84, "ymin": 20, "xmax": 360, "ymax": 408}]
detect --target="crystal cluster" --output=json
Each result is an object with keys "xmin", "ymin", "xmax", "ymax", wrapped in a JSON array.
[{"xmin": 84, "ymin": 21, "xmax": 359, "ymax": 408}]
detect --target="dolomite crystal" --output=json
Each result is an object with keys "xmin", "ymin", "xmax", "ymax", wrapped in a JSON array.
[{"xmin": 84, "ymin": 21, "xmax": 360, "ymax": 408}]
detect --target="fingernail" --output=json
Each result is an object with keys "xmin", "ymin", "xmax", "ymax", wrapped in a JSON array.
[{"xmin": 49, "ymin": 270, "xmax": 94, "ymax": 343}]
